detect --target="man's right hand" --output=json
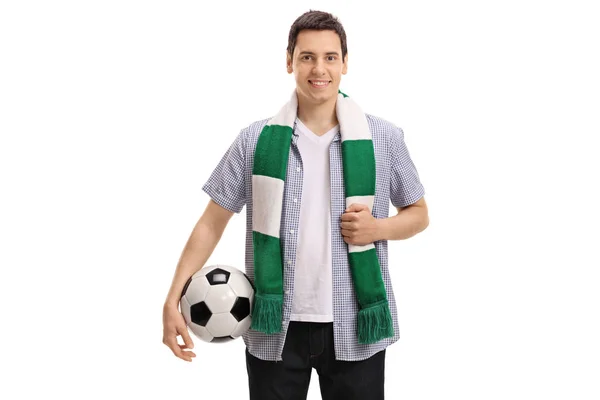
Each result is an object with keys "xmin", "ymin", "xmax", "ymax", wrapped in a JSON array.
[{"xmin": 162, "ymin": 302, "xmax": 196, "ymax": 362}]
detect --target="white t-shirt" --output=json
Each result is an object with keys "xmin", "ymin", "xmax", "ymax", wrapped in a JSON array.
[{"xmin": 290, "ymin": 117, "xmax": 339, "ymax": 322}]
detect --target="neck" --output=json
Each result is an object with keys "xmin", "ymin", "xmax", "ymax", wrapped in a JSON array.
[{"xmin": 296, "ymin": 90, "xmax": 338, "ymax": 135}]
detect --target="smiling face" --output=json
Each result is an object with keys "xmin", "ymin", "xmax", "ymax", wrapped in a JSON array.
[{"xmin": 286, "ymin": 29, "xmax": 348, "ymax": 106}]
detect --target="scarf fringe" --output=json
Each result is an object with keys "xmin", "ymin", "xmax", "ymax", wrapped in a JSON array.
[
  {"xmin": 250, "ymin": 293, "xmax": 283, "ymax": 334},
  {"xmin": 357, "ymin": 300, "xmax": 394, "ymax": 344}
]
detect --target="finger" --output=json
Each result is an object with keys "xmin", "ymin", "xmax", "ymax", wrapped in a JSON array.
[
  {"xmin": 345, "ymin": 203, "xmax": 367, "ymax": 212},
  {"xmin": 179, "ymin": 325, "xmax": 194, "ymax": 349},
  {"xmin": 166, "ymin": 336, "xmax": 185, "ymax": 359},
  {"xmin": 177, "ymin": 347, "xmax": 197, "ymax": 357},
  {"xmin": 178, "ymin": 346, "xmax": 197, "ymax": 358},
  {"xmin": 171, "ymin": 341, "xmax": 194, "ymax": 362},
  {"xmin": 178, "ymin": 344, "xmax": 197, "ymax": 355},
  {"xmin": 179, "ymin": 351, "xmax": 194, "ymax": 362},
  {"xmin": 165, "ymin": 332, "xmax": 194, "ymax": 361},
  {"xmin": 341, "ymin": 213, "xmax": 356, "ymax": 221},
  {"xmin": 341, "ymin": 229, "xmax": 353, "ymax": 237},
  {"xmin": 344, "ymin": 204, "xmax": 357, "ymax": 213},
  {"xmin": 340, "ymin": 222, "xmax": 354, "ymax": 230}
]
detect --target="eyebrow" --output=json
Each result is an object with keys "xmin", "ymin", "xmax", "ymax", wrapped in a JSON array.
[{"xmin": 298, "ymin": 51, "xmax": 340, "ymax": 56}]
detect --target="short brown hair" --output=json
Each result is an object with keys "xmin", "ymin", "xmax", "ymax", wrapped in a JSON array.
[{"xmin": 287, "ymin": 10, "xmax": 348, "ymax": 62}]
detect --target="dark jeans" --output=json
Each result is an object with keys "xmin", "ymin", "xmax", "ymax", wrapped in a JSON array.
[{"xmin": 245, "ymin": 321, "xmax": 386, "ymax": 400}]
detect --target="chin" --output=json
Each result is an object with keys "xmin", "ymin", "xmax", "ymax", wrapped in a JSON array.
[{"xmin": 303, "ymin": 86, "xmax": 336, "ymax": 102}]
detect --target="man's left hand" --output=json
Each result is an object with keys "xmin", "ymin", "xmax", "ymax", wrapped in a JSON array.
[{"xmin": 340, "ymin": 203, "xmax": 379, "ymax": 246}]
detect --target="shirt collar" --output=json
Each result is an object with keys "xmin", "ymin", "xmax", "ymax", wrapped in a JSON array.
[{"xmin": 291, "ymin": 119, "xmax": 341, "ymax": 144}]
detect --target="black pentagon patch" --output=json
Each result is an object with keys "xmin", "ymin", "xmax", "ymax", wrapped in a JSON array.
[
  {"xmin": 205, "ymin": 268, "xmax": 231, "ymax": 285},
  {"xmin": 211, "ymin": 336, "xmax": 235, "ymax": 343},
  {"xmin": 181, "ymin": 276, "xmax": 192, "ymax": 298},
  {"xmin": 231, "ymin": 297, "xmax": 250, "ymax": 322},
  {"xmin": 190, "ymin": 301, "xmax": 211, "ymax": 327}
]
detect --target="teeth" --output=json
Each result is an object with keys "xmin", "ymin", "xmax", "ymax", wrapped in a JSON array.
[{"xmin": 311, "ymin": 81, "xmax": 328, "ymax": 86}]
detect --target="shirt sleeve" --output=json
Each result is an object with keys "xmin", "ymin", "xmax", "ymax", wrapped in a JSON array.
[
  {"xmin": 389, "ymin": 126, "xmax": 425, "ymax": 208},
  {"xmin": 201, "ymin": 129, "xmax": 247, "ymax": 214}
]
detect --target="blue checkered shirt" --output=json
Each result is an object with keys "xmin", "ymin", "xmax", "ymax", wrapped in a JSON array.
[{"xmin": 202, "ymin": 114, "xmax": 425, "ymax": 361}]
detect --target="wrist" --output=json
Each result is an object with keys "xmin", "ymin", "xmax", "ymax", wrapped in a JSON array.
[
  {"xmin": 375, "ymin": 217, "xmax": 389, "ymax": 242},
  {"xmin": 164, "ymin": 296, "xmax": 180, "ymax": 309}
]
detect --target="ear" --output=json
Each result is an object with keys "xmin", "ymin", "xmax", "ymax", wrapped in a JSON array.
[
  {"xmin": 342, "ymin": 53, "xmax": 348, "ymax": 75},
  {"xmin": 286, "ymin": 52, "xmax": 293, "ymax": 74}
]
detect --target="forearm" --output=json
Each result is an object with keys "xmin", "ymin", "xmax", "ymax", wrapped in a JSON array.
[
  {"xmin": 164, "ymin": 221, "xmax": 222, "ymax": 307},
  {"xmin": 377, "ymin": 205, "xmax": 429, "ymax": 241}
]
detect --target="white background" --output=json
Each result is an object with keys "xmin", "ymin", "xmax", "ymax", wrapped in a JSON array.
[{"xmin": 1, "ymin": 0, "xmax": 599, "ymax": 399}]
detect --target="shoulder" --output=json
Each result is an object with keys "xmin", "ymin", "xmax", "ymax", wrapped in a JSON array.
[
  {"xmin": 240, "ymin": 117, "xmax": 270, "ymax": 140},
  {"xmin": 225, "ymin": 117, "xmax": 270, "ymax": 154},
  {"xmin": 365, "ymin": 113, "xmax": 404, "ymax": 142}
]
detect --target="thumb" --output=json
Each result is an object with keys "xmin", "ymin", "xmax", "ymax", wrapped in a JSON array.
[
  {"xmin": 180, "ymin": 326, "xmax": 194, "ymax": 349},
  {"xmin": 345, "ymin": 203, "xmax": 368, "ymax": 212}
]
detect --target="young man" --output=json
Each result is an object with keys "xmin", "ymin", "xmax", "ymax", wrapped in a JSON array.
[{"xmin": 162, "ymin": 10, "xmax": 428, "ymax": 400}]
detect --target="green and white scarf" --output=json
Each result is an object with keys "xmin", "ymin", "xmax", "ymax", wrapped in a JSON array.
[{"xmin": 250, "ymin": 89, "xmax": 393, "ymax": 344}]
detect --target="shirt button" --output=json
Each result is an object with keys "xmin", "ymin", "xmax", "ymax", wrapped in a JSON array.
[
  {"xmin": 287, "ymin": 260, "xmax": 292, "ymax": 265},
  {"xmin": 290, "ymin": 229, "xmax": 294, "ymax": 234},
  {"xmin": 296, "ymin": 167, "xmax": 301, "ymax": 172},
  {"xmin": 293, "ymin": 198, "xmax": 298, "ymax": 203}
]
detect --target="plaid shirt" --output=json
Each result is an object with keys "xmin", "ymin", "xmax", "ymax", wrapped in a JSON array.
[{"xmin": 202, "ymin": 114, "xmax": 425, "ymax": 361}]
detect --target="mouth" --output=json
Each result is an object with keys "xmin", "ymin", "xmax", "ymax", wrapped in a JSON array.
[{"xmin": 308, "ymin": 79, "xmax": 331, "ymax": 89}]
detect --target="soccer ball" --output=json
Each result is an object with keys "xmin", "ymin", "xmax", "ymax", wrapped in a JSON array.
[{"xmin": 180, "ymin": 264, "xmax": 254, "ymax": 343}]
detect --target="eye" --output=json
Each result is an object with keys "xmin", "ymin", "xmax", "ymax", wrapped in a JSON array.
[
  {"xmin": 327, "ymin": 56, "xmax": 336, "ymax": 61},
  {"xmin": 302, "ymin": 55, "xmax": 312, "ymax": 61}
]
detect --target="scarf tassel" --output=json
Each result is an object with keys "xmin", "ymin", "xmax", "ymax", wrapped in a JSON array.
[
  {"xmin": 250, "ymin": 293, "xmax": 283, "ymax": 334},
  {"xmin": 357, "ymin": 300, "xmax": 394, "ymax": 344}
]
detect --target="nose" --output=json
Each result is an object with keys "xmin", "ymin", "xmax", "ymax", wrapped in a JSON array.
[{"xmin": 312, "ymin": 59, "xmax": 326, "ymax": 75}]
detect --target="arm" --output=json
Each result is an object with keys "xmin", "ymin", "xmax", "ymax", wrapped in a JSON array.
[
  {"xmin": 163, "ymin": 128, "xmax": 246, "ymax": 362},
  {"xmin": 341, "ymin": 197, "xmax": 429, "ymax": 245},
  {"xmin": 384, "ymin": 124, "xmax": 428, "ymax": 241},
  {"xmin": 377, "ymin": 197, "xmax": 429, "ymax": 241},
  {"xmin": 163, "ymin": 199, "xmax": 235, "ymax": 307}
]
